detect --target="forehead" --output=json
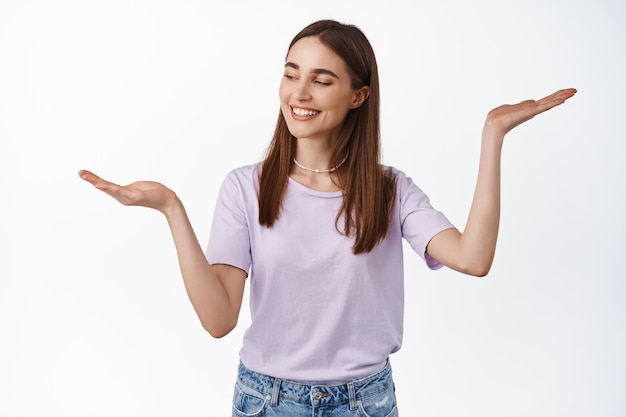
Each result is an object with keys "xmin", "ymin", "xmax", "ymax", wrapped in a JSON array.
[{"xmin": 286, "ymin": 36, "xmax": 348, "ymax": 75}]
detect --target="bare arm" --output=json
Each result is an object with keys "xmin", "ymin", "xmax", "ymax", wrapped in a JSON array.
[
  {"xmin": 426, "ymin": 88, "xmax": 577, "ymax": 277},
  {"xmin": 78, "ymin": 170, "xmax": 245, "ymax": 338}
]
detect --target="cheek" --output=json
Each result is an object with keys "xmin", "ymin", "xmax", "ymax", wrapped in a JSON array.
[
  {"xmin": 278, "ymin": 86, "xmax": 289, "ymax": 114},
  {"xmin": 279, "ymin": 97, "xmax": 293, "ymax": 123},
  {"xmin": 328, "ymin": 90, "xmax": 356, "ymax": 113},
  {"xmin": 329, "ymin": 97, "xmax": 353, "ymax": 121},
  {"xmin": 278, "ymin": 80, "xmax": 290, "ymax": 102},
  {"xmin": 279, "ymin": 93, "xmax": 289, "ymax": 111}
]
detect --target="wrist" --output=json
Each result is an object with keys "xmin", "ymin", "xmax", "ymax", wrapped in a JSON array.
[
  {"xmin": 161, "ymin": 193, "xmax": 184, "ymax": 219},
  {"xmin": 481, "ymin": 125, "xmax": 505, "ymax": 149}
]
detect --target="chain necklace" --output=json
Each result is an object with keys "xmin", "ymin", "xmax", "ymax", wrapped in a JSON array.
[{"xmin": 293, "ymin": 154, "xmax": 349, "ymax": 174}]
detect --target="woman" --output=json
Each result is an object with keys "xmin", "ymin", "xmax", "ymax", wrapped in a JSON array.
[{"xmin": 79, "ymin": 19, "xmax": 576, "ymax": 417}]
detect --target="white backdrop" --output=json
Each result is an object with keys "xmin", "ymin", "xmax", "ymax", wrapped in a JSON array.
[{"xmin": 1, "ymin": 0, "xmax": 624, "ymax": 416}]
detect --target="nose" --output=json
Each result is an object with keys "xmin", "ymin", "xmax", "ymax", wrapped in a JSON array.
[{"xmin": 294, "ymin": 80, "xmax": 312, "ymax": 101}]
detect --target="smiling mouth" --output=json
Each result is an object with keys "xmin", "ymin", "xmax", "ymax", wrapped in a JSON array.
[{"xmin": 291, "ymin": 107, "xmax": 320, "ymax": 117}]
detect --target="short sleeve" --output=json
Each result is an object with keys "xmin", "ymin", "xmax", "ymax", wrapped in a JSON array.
[
  {"xmin": 396, "ymin": 170, "xmax": 455, "ymax": 270},
  {"xmin": 205, "ymin": 170, "xmax": 253, "ymax": 275}
]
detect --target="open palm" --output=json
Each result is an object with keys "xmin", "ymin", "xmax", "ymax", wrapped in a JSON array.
[
  {"xmin": 78, "ymin": 170, "xmax": 176, "ymax": 213},
  {"xmin": 486, "ymin": 88, "xmax": 577, "ymax": 136}
]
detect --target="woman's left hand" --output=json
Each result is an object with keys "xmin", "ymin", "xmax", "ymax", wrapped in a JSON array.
[
  {"xmin": 427, "ymin": 87, "xmax": 577, "ymax": 276},
  {"xmin": 485, "ymin": 88, "xmax": 577, "ymax": 137}
]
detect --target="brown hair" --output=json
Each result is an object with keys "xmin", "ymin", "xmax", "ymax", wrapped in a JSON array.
[{"xmin": 259, "ymin": 20, "xmax": 396, "ymax": 254}]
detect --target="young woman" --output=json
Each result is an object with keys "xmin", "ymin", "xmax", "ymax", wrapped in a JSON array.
[{"xmin": 79, "ymin": 19, "xmax": 576, "ymax": 417}]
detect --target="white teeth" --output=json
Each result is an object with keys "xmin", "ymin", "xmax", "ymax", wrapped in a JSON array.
[{"xmin": 292, "ymin": 107, "xmax": 319, "ymax": 117}]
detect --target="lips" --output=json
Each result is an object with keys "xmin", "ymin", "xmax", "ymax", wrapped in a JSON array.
[{"xmin": 291, "ymin": 106, "xmax": 320, "ymax": 117}]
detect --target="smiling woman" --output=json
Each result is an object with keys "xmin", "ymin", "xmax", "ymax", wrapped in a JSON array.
[
  {"xmin": 279, "ymin": 37, "xmax": 370, "ymax": 145},
  {"xmin": 79, "ymin": 18, "xmax": 576, "ymax": 417}
]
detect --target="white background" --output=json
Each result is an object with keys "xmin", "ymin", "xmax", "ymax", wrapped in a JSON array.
[{"xmin": 1, "ymin": 0, "xmax": 624, "ymax": 416}]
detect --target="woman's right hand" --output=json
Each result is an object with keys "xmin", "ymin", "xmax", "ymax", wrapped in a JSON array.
[
  {"xmin": 79, "ymin": 169, "xmax": 246, "ymax": 337},
  {"xmin": 78, "ymin": 169, "xmax": 179, "ymax": 215}
]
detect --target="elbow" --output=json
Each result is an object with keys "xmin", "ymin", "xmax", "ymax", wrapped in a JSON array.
[
  {"xmin": 459, "ymin": 249, "xmax": 495, "ymax": 278},
  {"xmin": 208, "ymin": 329, "xmax": 231, "ymax": 339},
  {"xmin": 457, "ymin": 259, "xmax": 493, "ymax": 278},
  {"xmin": 467, "ymin": 266, "xmax": 491, "ymax": 278},
  {"xmin": 201, "ymin": 317, "xmax": 238, "ymax": 339}
]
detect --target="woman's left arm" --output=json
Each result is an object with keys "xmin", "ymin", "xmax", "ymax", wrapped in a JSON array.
[{"xmin": 426, "ymin": 88, "xmax": 577, "ymax": 277}]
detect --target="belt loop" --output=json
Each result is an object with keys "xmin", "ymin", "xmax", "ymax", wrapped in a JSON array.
[
  {"xmin": 348, "ymin": 382, "xmax": 357, "ymax": 411},
  {"xmin": 271, "ymin": 378, "xmax": 281, "ymax": 407}
]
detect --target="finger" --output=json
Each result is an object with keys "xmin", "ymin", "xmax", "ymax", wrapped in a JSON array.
[
  {"xmin": 93, "ymin": 180, "xmax": 141, "ymax": 206},
  {"xmin": 78, "ymin": 169, "xmax": 103, "ymax": 185},
  {"xmin": 534, "ymin": 88, "xmax": 577, "ymax": 115},
  {"xmin": 547, "ymin": 88, "xmax": 577, "ymax": 103},
  {"xmin": 79, "ymin": 170, "xmax": 151, "ymax": 208},
  {"xmin": 78, "ymin": 170, "xmax": 120, "ymax": 190},
  {"xmin": 541, "ymin": 89, "xmax": 576, "ymax": 106},
  {"xmin": 78, "ymin": 169, "xmax": 96, "ymax": 181}
]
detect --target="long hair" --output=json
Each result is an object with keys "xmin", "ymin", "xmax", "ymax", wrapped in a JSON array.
[{"xmin": 259, "ymin": 20, "xmax": 396, "ymax": 254}]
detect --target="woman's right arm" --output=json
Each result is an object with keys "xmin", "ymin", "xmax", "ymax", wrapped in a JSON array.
[{"xmin": 78, "ymin": 170, "xmax": 246, "ymax": 338}]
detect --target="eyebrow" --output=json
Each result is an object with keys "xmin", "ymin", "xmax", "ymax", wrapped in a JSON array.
[{"xmin": 284, "ymin": 62, "xmax": 339, "ymax": 79}]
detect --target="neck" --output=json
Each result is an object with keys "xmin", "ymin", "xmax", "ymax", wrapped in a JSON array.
[
  {"xmin": 292, "ymin": 137, "xmax": 336, "ymax": 171},
  {"xmin": 293, "ymin": 154, "xmax": 348, "ymax": 174}
]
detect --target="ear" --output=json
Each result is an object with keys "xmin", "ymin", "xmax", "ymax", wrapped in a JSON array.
[{"xmin": 350, "ymin": 86, "xmax": 370, "ymax": 109}]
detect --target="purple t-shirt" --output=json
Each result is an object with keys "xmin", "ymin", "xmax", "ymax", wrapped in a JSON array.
[{"xmin": 206, "ymin": 163, "xmax": 454, "ymax": 383}]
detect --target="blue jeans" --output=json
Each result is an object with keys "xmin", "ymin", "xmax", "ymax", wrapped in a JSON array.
[{"xmin": 231, "ymin": 360, "xmax": 398, "ymax": 417}]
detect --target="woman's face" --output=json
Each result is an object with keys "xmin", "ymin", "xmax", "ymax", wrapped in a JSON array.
[{"xmin": 279, "ymin": 36, "xmax": 369, "ymax": 143}]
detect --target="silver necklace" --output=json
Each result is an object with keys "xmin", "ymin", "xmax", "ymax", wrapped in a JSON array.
[{"xmin": 293, "ymin": 154, "xmax": 348, "ymax": 174}]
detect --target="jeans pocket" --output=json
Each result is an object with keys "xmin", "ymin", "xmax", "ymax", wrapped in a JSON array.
[
  {"xmin": 356, "ymin": 383, "xmax": 398, "ymax": 417},
  {"xmin": 231, "ymin": 381, "xmax": 270, "ymax": 417}
]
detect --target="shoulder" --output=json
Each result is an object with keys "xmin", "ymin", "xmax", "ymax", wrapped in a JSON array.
[
  {"xmin": 215, "ymin": 162, "xmax": 262, "ymax": 202},
  {"xmin": 383, "ymin": 165, "xmax": 413, "ymax": 190},
  {"xmin": 225, "ymin": 162, "xmax": 262, "ymax": 180},
  {"xmin": 220, "ymin": 162, "xmax": 262, "ymax": 188},
  {"xmin": 383, "ymin": 164, "xmax": 433, "ymax": 203}
]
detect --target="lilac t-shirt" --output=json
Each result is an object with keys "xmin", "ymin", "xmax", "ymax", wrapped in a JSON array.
[{"xmin": 206, "ymin": 163, "xmax": 454, "ymax": 383}]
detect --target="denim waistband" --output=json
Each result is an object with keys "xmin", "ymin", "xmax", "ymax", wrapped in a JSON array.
[{"xmin": 236, "ymin": 360, "xmax": 393, "ymax": 408}]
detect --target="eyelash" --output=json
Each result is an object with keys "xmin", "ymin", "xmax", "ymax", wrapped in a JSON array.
[{"xmin": 283, "ymin": 74, "xmax": 332, "ymax": 86}]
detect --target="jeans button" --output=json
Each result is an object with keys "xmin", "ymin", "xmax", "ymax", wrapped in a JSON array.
[{"xmin": 313, "ymin": 392, "xmax": 329, "ymax": 400}]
